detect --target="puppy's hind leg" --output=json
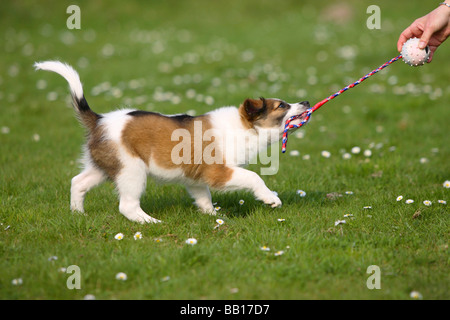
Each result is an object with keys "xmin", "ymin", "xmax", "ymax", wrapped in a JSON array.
[
  {"xmin": 71, "ymin": 166, "xmax": 106, "ymax": 213},
  {"xmin": 115, "ymin": 161, "xmax": 161, "ymax": 224}
]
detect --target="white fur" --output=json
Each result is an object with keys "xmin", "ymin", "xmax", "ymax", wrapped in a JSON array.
[{"xmin": 34, "ymin": 61, "xmax": 84, "ymax": 99}]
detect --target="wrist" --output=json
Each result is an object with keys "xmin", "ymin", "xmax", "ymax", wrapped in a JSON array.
[{"xmin": 440, "ymin": 1, "xmax": 450, "ymax": 8}]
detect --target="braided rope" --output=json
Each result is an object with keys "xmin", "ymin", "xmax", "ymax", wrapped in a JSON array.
[{"xmin": 281, "ymin": 54, "xmax": 402, "ymax": 153}]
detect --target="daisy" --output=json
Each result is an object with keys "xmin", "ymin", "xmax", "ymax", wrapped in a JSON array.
[
  {"xmin": 214, "ymin": 206, "xmax": 221, "ymax": 211},
  {"xmin": 216, "ymin": 219, "xmax": 224, "ymax": 225},
  {"xmin": 423, "ymin": 200, "xmax": 432, "ymax": 206},
  {"xmin": 274, "ymin": 250, "xmax": 285, "ymax": 256},
  {"xmin": 161, "ymin": 276, "xmax": 171, "ymax": 282},
  {"xmin": 363, "ymin": 206, "xmax": 372, "ymax": 209},
  {"xmin": 11, "ymin": 278, "xmax": 23, "ymax": 286},
  {"xmin": 345, "ymin": 191, "xmax": 354, "ymax": 195},
  {"xmin": 343, "ymin": 214, "xmax": 353, "ymax": 218},
  {"xmin": 396, "ymin": 196, "xmax": 403, "ymax": 201},
  {"xmin": 154, "ymin": 238, "xmax": 163, "ymax": 243},
  {"xmin": 363, "ymin": 149, "xmax": 372, "ymax": 157},
  {"xmin": 297, "ymin": 190, "xmax": 306, "ymax": 197},
  {"xmin": 289, "ymin": 150, "xmax": 300, "ymax": 156},
  {"xmin": 115, "ymin": 272, "xmax": 127, "ymax": 281},
  {"xmin": 409, "ymin": 291, "xmax": 423, "ymax": 300},
  {"xmin": 342, "ymin": 152, "xmax": 351, "ymax": 160},
  {"xmin": 443, "ymin": 180, "xmax": 450, "ymax": 188},
  {"xmin": 83, "ymin": 294, "xmax": 96, "ymax": 300},
  {"xmin": 133, "ymin": 232, "xmax": 143, "ymax": 240},
  {"xmin": 351, "ymin": 146, "xmax": 361, "ymax": 154},
  {"xmin": 438, "ymin": 200, "xmax": 446, "ymax": 204},
  {"xmin": 277, "ymin": 218, "xmax": 285, "ymax": 222},
  {"xmin": 334, "ymin": 220, "xmax": 346, "ymax": 226},
  {"xmin": 405, "ymin": 199, "xmax": 414, "ymax": 204},
  {"xmin": 239, "ymin": 199, "xmax": 245, "ymax": 205},
  {"xmin": 302, "ymin": 154, "xmax": 310, "ymax": 160},
  {"xmin": 260, "ymin": 246, "xmax": 270, "ymax": 251},
  {"xmin": 114, "ymin": 233, "xmax": 124, "ymax": 240},
  {"xmin": 321, "ymin": 150, "xmax": 331, "ymax": 158},
  {"xmin": 186, "ymin": 238, "xmax": 198, "ymax": 245}
]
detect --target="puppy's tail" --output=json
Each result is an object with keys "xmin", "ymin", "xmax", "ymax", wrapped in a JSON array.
[{"xmin": 34, "ymin": 60, "xmax": 100, "ymax": 131}]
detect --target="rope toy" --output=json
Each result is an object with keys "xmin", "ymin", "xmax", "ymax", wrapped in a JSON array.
[{"xmin": 281, "ymin": 38, "xmax": 430, "ymax": 153}]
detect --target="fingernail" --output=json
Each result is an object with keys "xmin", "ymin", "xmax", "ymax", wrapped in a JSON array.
[{"xmin": 418, "ymin": 41, "xmax": 427, "ymax": 49}]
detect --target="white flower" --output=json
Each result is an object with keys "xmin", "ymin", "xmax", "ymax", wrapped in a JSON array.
[
  {"xmin": 423, "ymin": 200, "xmax": 432, "ymax": 206},
  {"xmin": 216, "ymin": 219, "xmax": 224, "ymax": 225},
  {"xmin": 154, "ymin": 238, "xmax": 163, "ymax": 243},
  {"xmin": 343, "ymin": 214, "xmax": 353, "ymax": 218},
  {"xmin": 410, "ymin": 291, "xmax": 423, "ymax": 299},
  {"xmin": 114, "ymin": 233, "xmax": 124, "ymax": 240},
  {"xmin": 334, "ymin": 220, "xmax": 346, "ymax": 226},
  {"xmin": 274, "ymin": 250, "xmax": 285, "ymax": 256},
  {"xmin": 363, "ymin": 206, "xmax": 372, "ymax": 209},
  {"xmin": 11, "ymin": 278, "xmax": 23, "ymax": 286},
  {"xmin": 83, "ymin": 294, "xmax": 96, "ymax": 300},
  {"xmin": 419, "ymin": 157, "xmax": 429, "ymax": 164},
  {"xmin": 438, "ymin": 200, "xmax": 446, "ymax": 204},
  {"xmin": 260, "ymin": 246, "xmax": 270, "ymax": 251},
  {"xmin": 396, "ymin": 196, "xmax": 403, "ymax": 201},
  {"xmin": 214, "ymin": 206, "xmax": 221, "ymax": 211},
  {"xmin": 133, "ymin": 232, "xmax": 143, "ymax": 240},
  {"xmin": 405, "ymin": 199, "xmax": 414, "ymax": 204},
  {"xmin": 297, "ymin": 190, "xmax": 306, "ymax": 197},
  {"xmin": 289, "ymin": 150, "xmax": 300, "ymax": 156},
  {"xmin": 48, "ymin": 256, "xmax": 58, "ymax": 261},
  {"xmin": 302, "ymin": 154, "xmax": 310, "ymax": 160},
  {"xmin": 277, "ymin": 218, "xmax": 285, "ymax": 222},
  {"xmin": 239, "ymin": 199, "xmax": 245, "ymax": 205},
  {"xmin": 115, "ymin": 272, "xmax": 127, "ymax": 281},
  {"xmin": 342, "ymin": 152, "xmax": 351, "ymax": 160},
  {"xmin": 321, "ymin": 150, "xmax": 331, "ymax": 158},
  {"xmin": 161, "ymin": 276, "xmax": 171, "ymax": 282},
  {"xmin": 351, "ymin": 146, "xmax": 361, "ymax": 154},
  {"xmin": 443, "ymin": 180, "xmax": 450, "ymax": 188},
  {"xmin": 345, "ymin": 191, "xmax": 354, "ymax": 195},
  {"xmin": 363, "ymin": 149, "xmax": 372, "ymax": 157},
  {"xmin": 186, "ymin": 238, "xmax": 198, "ymax": 245}
]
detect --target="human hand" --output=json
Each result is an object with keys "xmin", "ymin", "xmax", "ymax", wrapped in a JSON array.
[{"xmin": 397, "ymin": 3, "xmax": 450, "ymax": 62}]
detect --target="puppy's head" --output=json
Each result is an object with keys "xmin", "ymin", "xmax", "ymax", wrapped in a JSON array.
[{"xmin": 239, "ymin": 97, "xmax": 310, "ymax": 138}]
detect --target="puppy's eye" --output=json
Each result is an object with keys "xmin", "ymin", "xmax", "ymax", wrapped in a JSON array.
[{"xmin": 278, "ymin": 102, "xmax": 288, "ymax": 109}]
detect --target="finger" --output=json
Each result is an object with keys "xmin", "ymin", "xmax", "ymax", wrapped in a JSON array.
[{"xmin": 419, "ymin": 28, "xmax": 434, "ymax": 49}]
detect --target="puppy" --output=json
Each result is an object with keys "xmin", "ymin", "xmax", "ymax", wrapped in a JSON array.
[{"xmin": 34, "ymin": 61, "xmax": 309, "ymax": 223}]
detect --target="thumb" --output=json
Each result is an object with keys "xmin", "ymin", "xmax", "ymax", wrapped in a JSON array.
[{"xmin": 419, "ymin": 29, "xmax": 434, "ymax": 49}]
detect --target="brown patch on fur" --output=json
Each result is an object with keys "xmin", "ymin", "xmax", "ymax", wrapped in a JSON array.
[
  {"xmin": 239, "ymin": 98, "xmax": 289, "ymax": 129},
  {"xmin": 121, "ymin": 112, "xmax": 233, "ymax": 188},
  {"xmin": 88, "ymin": 125, "xmax": 122, "ymax": 179}
]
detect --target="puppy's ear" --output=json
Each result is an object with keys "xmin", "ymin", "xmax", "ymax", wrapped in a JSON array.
[{"xmin": 243, "ymin": 97, "xmax": 266, "ymax": 118}]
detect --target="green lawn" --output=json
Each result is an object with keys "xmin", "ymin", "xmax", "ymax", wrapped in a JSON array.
[{"xmin": 0, "ymin": 0, "xmax": 448, "ymax": 300}]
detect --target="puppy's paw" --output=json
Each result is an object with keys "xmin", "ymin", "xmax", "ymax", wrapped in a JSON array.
[{"xmin": 260, "ymin": 192, "xmax": 282, "ymax": 208}]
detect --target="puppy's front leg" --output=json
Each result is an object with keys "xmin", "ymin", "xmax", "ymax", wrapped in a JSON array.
[
  {"xmin": 223, "ymin": 167, "xmax": 281, "ymax": 208},
  {"xmin": 185, "ymin": 185, "xmax": 215, "ymax": 214}
]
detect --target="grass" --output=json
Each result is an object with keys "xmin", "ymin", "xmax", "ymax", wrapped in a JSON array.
[{"xmin": 0, "ymin": 0, "xmax": 449, "ymax": 299}]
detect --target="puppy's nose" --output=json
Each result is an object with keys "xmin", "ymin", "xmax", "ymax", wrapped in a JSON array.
[{"xmin": 300, "ymin": 101, "xmax": 310, "ymax": 107}]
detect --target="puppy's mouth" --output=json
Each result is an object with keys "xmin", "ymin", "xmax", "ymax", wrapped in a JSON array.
[
  {"xmin": 287, "ymin": 111, "xmax": 309, "ymax": 128},
  {"xmin": 286, "ymin": 100, "xmax": 311, "ymax": 129}
]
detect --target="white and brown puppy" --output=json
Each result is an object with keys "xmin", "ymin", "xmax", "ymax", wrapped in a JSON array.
[{"xmin": 34, "ymin": 61, "xmax": 309, "ymax": 223}]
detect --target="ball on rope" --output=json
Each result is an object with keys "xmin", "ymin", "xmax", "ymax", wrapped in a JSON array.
[{"xmin": 401, "ymin": 37, "xmax": 430, "ymax": 67}]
